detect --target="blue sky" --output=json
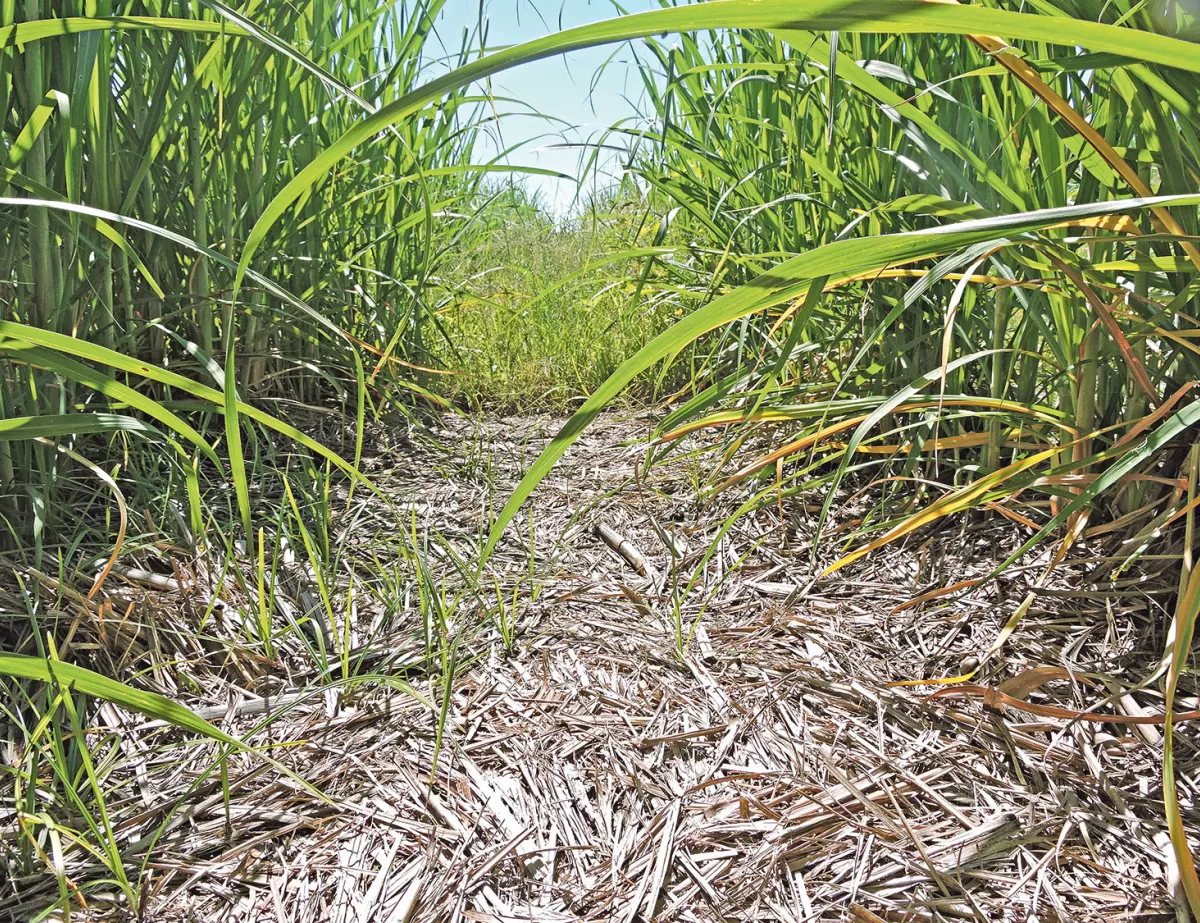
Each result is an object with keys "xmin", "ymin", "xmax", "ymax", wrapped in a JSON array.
[{"xmin": 429, "ymin": 0, "xmax": 662, "ymax": 213}]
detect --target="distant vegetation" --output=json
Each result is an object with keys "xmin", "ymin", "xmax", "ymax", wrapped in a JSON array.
[
  {"xmin": 5, "ymin": 0, "xmax": 1200, "ymax": 916},
  {"xmin": 431, "ymin": 187, "xmax": 689, "ymax": 410}
]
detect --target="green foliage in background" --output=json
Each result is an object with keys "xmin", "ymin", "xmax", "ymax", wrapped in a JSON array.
[{"xmin": 431, "ymin": 187, "xmax": 689, "ymax": 410}]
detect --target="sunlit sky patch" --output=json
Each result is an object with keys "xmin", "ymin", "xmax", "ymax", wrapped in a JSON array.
[{"xmin": 431, "ymin": 0, "xmax": 662, "ymax": 214}]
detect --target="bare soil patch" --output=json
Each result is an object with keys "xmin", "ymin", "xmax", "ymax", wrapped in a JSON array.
[{"xmin": 4, "ymin": 412, "xmax": 1194, "ymax": 922}]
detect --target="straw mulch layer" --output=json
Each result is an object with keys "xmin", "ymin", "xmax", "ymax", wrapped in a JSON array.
[{"xmin": 3, "ymin": 412, "xmax": 1195, "ymax": 922}]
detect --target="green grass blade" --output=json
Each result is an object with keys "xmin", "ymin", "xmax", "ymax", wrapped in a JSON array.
[
  {"xmin": 2, "ymin": 343, "xmax": 219, "ymax": 463},
  {"xmin": 0, "ymin": 321, "xmax": 373, "ymax": 492},
  {"xmin": 1, "ymin": 652, "xmax": 241, "ymax": 747}
]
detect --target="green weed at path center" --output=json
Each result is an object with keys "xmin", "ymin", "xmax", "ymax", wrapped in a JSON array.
[{"xmin": 431, "ymin": 194, "xmax": 690, "ymax": 411}]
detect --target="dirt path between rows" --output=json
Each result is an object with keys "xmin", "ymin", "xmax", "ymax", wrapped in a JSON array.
[{"xmin": 10, "ymin": 411, "xmax": 1194, "ymax": 922}]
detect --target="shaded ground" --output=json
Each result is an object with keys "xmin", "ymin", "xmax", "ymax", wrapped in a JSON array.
[{"xmin": 3, "ymin": 412, "xmax": 1195, "ymax": 922}]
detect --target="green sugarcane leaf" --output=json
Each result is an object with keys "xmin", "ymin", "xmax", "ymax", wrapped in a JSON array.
[
  {"xmin": 0, "ymin": 413, "xmax": 159, "ymax": 441},
  {"xmin": 0, "ymin": 652, "xmax": 241, "ymax": 747}
]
